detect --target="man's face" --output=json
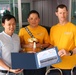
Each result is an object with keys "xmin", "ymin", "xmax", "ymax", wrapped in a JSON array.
[
  {"xmin": 2, "ymin": 18, "xmax": 16, "ymax": 36},
  {"xmin": 27, "ymin": 13, "xmax": 40, "ymax": 28},
  {"xmin": 55, "ymin": 7, "xmax": 68, "ymax": 22}
]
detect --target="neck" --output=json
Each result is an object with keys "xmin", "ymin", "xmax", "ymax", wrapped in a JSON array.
[
  {"xmin": 4, "ymin": 31, "xmax": 13, "ymax": 36},
  {"xmin": 59, "ymin": 20, "xmax": 68, "ymax": 25},
  {"xmin": 29, "ymin": 25, "xmax": 38, "ymax": 28}
]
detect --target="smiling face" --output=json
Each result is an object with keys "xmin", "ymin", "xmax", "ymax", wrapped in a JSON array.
[
  {"xmin": 2, "ymin": 18, "xmax": 16, "ymax": 36},
  {"xmin": 27, "ymin": 13, "xmax": 40, "ymax": 28},
  {"xmin": 55, "ymin": 7, "xmax": 68, "ymax": 22}
]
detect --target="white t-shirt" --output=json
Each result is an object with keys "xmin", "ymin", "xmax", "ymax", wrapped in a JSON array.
[{"xmin": 0, "ymin": 31, "xmax": 20, "ymax": 70}]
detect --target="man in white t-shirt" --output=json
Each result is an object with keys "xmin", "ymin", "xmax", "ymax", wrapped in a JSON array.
[{"xmin": 0, "ymin": 14, "xmax": 23, "ymax": 75}]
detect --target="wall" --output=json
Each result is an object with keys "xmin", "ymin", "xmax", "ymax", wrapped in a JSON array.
[
  {"xmin": 33, "ymin": 0, "xmax": 70, "ymax": 27},
  {"xmin": 33, "ymin": 0, "xmax": 53, "ymax": 27}
]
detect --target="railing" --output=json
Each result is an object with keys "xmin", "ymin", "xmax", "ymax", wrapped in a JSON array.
[{"xmin": 45, "ymin": 68, "xmax": 63, "ymax": 75}]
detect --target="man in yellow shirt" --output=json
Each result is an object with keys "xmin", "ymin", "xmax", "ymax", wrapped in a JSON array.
[
  {"xmin": 49, "ymin": 4, "xmax": 76, "ymax": 75},
  {"xmin": 19, "ymin": 10, "xmax": 50, "ymax": 75}
]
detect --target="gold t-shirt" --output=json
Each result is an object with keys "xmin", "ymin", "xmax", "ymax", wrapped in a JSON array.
[
  {"xmin": 19, "ymin": 25, "xmax": 49, "ymax": 52},
  {"xmin": 50, "ymin": 22, "xmax": 76, "ymax": 69}
]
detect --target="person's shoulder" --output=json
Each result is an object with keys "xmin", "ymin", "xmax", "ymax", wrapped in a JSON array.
[
  {"xmin": 51, "ymin": 24, "xmax": 58, "ymax": 29},
  {"xmin": 0, "ymin": 32, "xmax": 3, "ymax": 35},
  {"xmin": 13, "ymin": 33, "xmax": 19, "ymax": 38},
  {"xmin": 0, "ymin": 32, "xmax": 5, "ymax": 40},
  {"xmin": 68, "ymin": 22, "xmax": 76, "ymax": 27},
  {"xmin": 0, "ymin": 33, "xmax": 3, "ymax": 43},
  {"xmin": 0, "ymin": 32, "xmax": 4, "ymax": 36},
  {"xmin": 68, "ymin": 22, "xmax": 75, "ymax": 25},
  {"xmin": 39, "ymin": 25, "xmax": 47, "ymax": 30},
  {"xmin": 19, "ymin": 27, "xmax": 26, "ymax": 33},
  {"xmin": 20, "ymin": 27, "xmax": 25, "ymax": 31},
  {"xmin": 68, "ymin": 22, "xmax": 76, "ymax": 31},
  {"xmin": 13, "ymin": 33, "xmax": 20, "ymax": 41}
]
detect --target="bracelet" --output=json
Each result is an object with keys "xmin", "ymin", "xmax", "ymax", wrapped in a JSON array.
[{"xmin": 69, "ymin": 50, "xmax": 73, "ymax": 56}]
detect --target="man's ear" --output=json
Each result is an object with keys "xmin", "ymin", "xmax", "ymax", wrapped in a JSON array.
[
  {"xmin": 2, "ymin": 23, "xmax": 4, "ymax": 27},
  {"xmin": 55, "ymin": 12, "xmax": 58, "ymax": 16},
  {"xmin": 67, "ymin": 11, "xmax": 68, "ymax": 16},
  {"xmin": 38, "ymin": 18, "xmax": 40, "ymax": 23},
  {"xmin": 27, "ymin": 18, "xmax": 29, "ymax": 22}
]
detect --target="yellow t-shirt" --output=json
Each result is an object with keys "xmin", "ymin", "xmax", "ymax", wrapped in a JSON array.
[
  {"xmin": 19, "ymin": 25, "xmax": 49, "ymax": 52},
  {"xmin": 50, "ymin": 22, "xmax": 76, "ymax": 69}
]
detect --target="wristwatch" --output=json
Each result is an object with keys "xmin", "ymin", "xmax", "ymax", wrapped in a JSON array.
[{"xmin": 69, "ymin": 50, "xmax": 73, "ymax": 56}]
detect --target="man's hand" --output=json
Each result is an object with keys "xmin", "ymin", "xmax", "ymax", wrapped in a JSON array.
[
  {"xmin": 9, "ymin": 68, "xmax": 23, "ymax": 74},
  {"xmin": 58, "ymin": 49, "xmax": 70, "ymax": 57}
]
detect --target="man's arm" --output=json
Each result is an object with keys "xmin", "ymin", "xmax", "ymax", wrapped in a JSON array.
[
  {"xmin": 58, "ymin": 47, "xmax": 76, "ymax": 57},
  {"xmin": 0, "ymin": 46, "xmax": 23, "ymax": 74},
  {"xmin": 0, "ymin": 58, "xmax": 10, "ymax": 71},
  {"xmin": 48, "ymin": 44, "xmax": 54, "ymax": 48},
  {"xmin": 36, "ymin": 43, "xmax": 50, "ymax": 49},
  {"xmin": 0, "ymin": 58, "xmax": 23, "ymax": 74},
  {"xmin": 72, "ymin": 47, "xmax": 76, "ymax": 54}
]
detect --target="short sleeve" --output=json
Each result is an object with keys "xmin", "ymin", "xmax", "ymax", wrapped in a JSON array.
[
  {"xmin": 0, "ymin": 41, "xmax": 2, "ymax": 58},
  {"xmin": 50, "ymin": 27, "xmax": 54, "ymax": 45},
  {"xmin": 44, "ymin": 29, "xmax": 50, "ymax": 43},
  {"xmin": 18, "ymin": 28, "xmax": 25, "ymax": 45},
  {"xmin": 73, "ymin": 26, "xmax": 76, "ymax": 46}
]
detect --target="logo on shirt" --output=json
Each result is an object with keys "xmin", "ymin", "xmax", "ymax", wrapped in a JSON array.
[
  {"xmin": 37, "ymin": 33, "xmax": 43, "ymax": 36},
  {"xmin": 64, "ymin": 32, "xmax": 72, "ymax": 35}
]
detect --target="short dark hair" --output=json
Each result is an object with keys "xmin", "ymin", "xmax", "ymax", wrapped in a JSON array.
[
  {"xmin": 56, "ymin": 4, "xmax": 68, "ymax": 12},
  {"xmin": 28, "ymin": 10, "xmax": 40, "ymax": 18},
  {"xmin": 2, "ymin": 14, "xmax": 16, "ymax": 23}
]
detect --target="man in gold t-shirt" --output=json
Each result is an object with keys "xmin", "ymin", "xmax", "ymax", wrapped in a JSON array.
[
  {"xmin": 19, "ymin": 10, "xmax": 50, "ymax": 75},
  {"xmin": 49, "ymin": 4, "xmax": 76, "ymax": 75}
]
